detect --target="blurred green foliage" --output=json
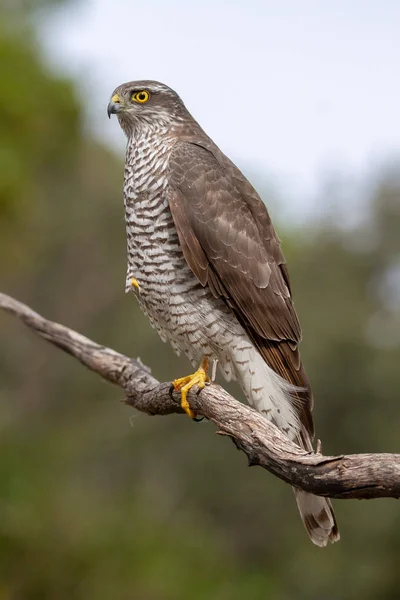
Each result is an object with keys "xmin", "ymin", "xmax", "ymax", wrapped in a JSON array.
[{"xmin": 1, "ymin": 2, "xmax": 400, "ymax": 599}]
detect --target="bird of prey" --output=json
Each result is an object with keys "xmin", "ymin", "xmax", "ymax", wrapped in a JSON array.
[{"xmin": 107, "ymin": 80, "xmax": 339, "ymax": 546}]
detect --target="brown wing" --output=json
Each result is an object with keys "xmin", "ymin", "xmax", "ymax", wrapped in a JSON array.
[{"xmin": 168, "ymin": 141, "xmax": 314, "ymax": 439}]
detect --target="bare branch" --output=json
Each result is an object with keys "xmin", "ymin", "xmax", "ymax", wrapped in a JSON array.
[{"xmin": 1, "ymin": 291, "xmax": 399, "ymax": 500}]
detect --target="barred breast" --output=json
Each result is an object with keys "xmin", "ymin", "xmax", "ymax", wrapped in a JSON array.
[{"xmin": 123, "ymin": 125, "xmax": 242, "ymax": 376}]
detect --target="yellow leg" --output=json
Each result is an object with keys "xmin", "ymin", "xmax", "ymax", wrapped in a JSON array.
[
  {"xmin": 173, "ymin": 357, "xmax": 210, "ymax": 419},
  {"xmin": 131, "ymin": 277, "xmax": 140, "ymax": 291}
]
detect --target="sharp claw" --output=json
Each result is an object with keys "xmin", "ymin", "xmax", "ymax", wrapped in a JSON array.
[
  {"xmin": 172, "ymin": 360, "xmax": 210, "ymax": 419},
  {"xmin": 193, "ymin": 415, "xmax": 205, "ymax": 423}
]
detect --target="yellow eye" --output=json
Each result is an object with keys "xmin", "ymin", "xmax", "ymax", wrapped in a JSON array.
[{"xmin": 132, "ymin": 90, "xmax": 150, "ymax": 103}]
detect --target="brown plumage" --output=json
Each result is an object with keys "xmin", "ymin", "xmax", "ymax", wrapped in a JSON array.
[
  {"xmin": 108, "ymin": 80, "xmax": 339, "ymax": 546},
  {"xmin": 169, "ymin": 142, "xmax": 313, "ymax": 435}
]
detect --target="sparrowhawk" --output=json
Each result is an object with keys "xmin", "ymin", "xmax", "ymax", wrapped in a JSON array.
[{"xmin": 107, "ymin": 80, "xmax": 339, "ymax": 547}]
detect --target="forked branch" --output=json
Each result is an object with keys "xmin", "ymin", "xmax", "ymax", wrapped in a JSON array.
[{"xmin": 1, "ymin": 292, "xmax": 399, "ymax": 500}]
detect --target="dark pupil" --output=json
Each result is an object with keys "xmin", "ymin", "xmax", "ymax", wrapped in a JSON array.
[{"xmin": 138, "ymin": 93, "xmax": 145, "ymax": 100}]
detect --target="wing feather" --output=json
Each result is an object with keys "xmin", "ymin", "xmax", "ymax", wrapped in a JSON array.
[{"xmin": 168, "ymin": 140, "xmax": 313, "ymax": 438}]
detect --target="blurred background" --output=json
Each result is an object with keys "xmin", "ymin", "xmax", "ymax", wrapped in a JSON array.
[{"xmin": 1, "ymin": 0, "xmax": 400, "ymax": 598}]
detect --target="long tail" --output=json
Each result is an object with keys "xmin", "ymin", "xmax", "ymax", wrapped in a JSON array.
[
  {"xmin": 294, "ymin": 488, "xmax": 339, "ymax": 546},
  {"xmin": 230, "ymin": 339, "xmax": 340, "ymax": 546},
  {"xmin": 293, "ymin": 426, "xmax": 339, "ymax": 546}
]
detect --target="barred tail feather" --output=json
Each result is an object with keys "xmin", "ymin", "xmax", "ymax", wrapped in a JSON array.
[
  {"xmin": 294, "ymin": 430, "xmax": 340, "ymax": 546},
  {"xmin": 294, "ymin": 490, "xmax": 340, "ymax": 547},
  {"xmin": 230, "ymin": 340, "xmax": 340, "ymax": 547}
]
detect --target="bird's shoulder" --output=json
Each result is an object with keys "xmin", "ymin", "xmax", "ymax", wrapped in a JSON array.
[
  {"xmin": 169, "ymin": 137, "xmax": 289, "ymax": 288},
  {"xmin": 167, "ymin": 138, "xmax": 301, "ymax": 343}
]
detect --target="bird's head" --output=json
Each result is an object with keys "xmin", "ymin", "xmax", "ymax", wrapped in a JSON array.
[{"xmin": 107, "ymin": 80, "xmax": 189, "ymax": 136}]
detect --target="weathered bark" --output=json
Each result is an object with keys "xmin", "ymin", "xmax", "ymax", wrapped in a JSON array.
[{"xmin": 1, "ymin": 291, "xmax": 399, "ymax": 500}]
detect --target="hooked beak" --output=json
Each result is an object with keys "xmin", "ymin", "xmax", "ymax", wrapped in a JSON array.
[{"xmin": 107, "ymin": 93, "xmax": 123, "ymax": 118}]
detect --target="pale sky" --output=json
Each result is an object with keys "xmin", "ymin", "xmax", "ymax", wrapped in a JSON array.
[{"xmin": 41, "ymin": 0, "xmax": 400, "ymax": 215}]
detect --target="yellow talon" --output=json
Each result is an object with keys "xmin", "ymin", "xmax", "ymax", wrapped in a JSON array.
[
  {"xmin": 131, "ymin": 277, "xmax": 140, "ymax": 291},
  {"xmin": 173, "ymin": 357, "xmax": 210, "ymax": 419}
]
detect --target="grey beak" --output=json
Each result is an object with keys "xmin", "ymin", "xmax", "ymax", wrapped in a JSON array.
[{"xmin": 107, "ymin": 100, "xmax": 122, "ymax": 118}]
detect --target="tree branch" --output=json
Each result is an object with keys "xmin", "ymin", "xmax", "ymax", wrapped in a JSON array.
[{"xmin": 1, "ymin": 291, "xmax": 399, "ymax": 500}]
